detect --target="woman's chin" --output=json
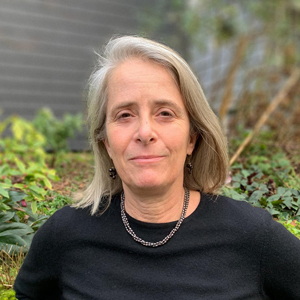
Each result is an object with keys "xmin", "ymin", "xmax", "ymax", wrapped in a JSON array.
[{"xmin": 124, "ymin": 177, "xmax": 169, "ymax": 192}]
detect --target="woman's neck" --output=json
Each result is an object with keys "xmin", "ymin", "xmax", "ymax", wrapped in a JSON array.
[{"xmin": 122, "ymin": 185, "xmax": 200, "ymax": 223}]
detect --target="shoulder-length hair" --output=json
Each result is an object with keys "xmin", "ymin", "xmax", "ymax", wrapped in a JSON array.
[{"xmin": 74, "ymin": 35, "xmax": 229, "ymax": 215}]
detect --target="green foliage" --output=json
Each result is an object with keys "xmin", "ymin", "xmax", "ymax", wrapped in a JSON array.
[
  {"xmin": 0, "ymin": 115, "xmax": 59, "ymax": 209},
  {"xmin": 0, "ymin": 159, "xmax": 59, "ymax": 212},
  {"xmin": 32, "ymin": 108, "xmax": 83, "ymax": 153},
  {"xmin": 0, "ymin": 116, "xmax": 46, "ymax": 164},
  {"xmin": 278, "ymin": 219, "xmax": 300, "ymax": 239},
  {"xmin": 223, "ymin": 152, "xmax": 300, "ymax": 220},
  {"xmin": 229, "ymin": 127, "xmax": 277, "ymax": 157},
  {"xmin": 0, "ymin": 209, "xmax": 33, "ymax": 253},
  {"xmin": 0, "ymin": 116, "xmax": 58, "ymax": 251},
  {"xmin": 0, "ymin": 196, "xmax": 48, "ymax": 253},
  {"xmin": 37, "ymin": 192, "xmax": 72, "ymax": 216},
  {"xmin": 0, "ymin": 287, "xmax": 16, "ymax": 300}
]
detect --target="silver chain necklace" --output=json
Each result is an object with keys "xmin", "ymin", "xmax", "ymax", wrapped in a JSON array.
[{"xmin": 120, "ymin": 188, "xmax": 190, "ymax": 247}]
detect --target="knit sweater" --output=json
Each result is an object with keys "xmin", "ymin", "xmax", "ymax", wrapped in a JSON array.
[{"xmin": 14, "ymin": 193, "xmax": 300, "ymax": 300}]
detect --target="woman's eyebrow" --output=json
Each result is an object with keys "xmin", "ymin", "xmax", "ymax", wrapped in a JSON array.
[
  {"xmin": 153, "ymin": 100, "xmax": 183, "ymax": 113},
  {"xmin": 109, "ymin": 101, "xmax": 136, "ymax": 115},
  {"xmin": 109, "ymin": 99, "xmax": 183, "ymax": 115}
]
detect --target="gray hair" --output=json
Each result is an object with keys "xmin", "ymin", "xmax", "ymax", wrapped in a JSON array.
[{"xmin": 74, "ymin": 36, "xmax": 229, "ymax": 215}]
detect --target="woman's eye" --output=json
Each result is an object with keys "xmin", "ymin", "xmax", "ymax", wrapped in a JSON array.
[
  {"xmin": 117, "ymin": 112, "xmax": 131, "ymax": 119},
  {"xmin": 159, "ymin": 111, "xmax": 173, "ymax": 117}
]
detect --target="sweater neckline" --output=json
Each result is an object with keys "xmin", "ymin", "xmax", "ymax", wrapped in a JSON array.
[{"xmin": 121, "ymin": 191, "xmax": 207, "ymax": 229}]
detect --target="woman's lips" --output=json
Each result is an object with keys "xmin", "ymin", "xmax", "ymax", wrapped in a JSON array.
[{"xmin": 129, "ymin": 156, "xmax": 164, "ymax": 163}]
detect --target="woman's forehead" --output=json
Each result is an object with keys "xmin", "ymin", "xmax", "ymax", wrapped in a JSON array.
[{"xmin": 106, "ymin": 59, "xmax": 185, "ymax": 111}]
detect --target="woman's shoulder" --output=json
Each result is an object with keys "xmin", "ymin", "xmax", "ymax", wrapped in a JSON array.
[
  {"xmin": 200, "ymin": 193, "xmax": 273, "ymax": 229},
  {"xmin": 46, "ymin": 193, "xmax": 121, "ymax": 228}
]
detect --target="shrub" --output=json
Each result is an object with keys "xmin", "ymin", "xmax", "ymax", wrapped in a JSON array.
[
  {"xmin": 0, "ymin": 116, "xmax": 58, "ymax": 252},
  {"xmin": 222, "ymin": 152, "xmax": 300, "ymax": 220},
  {"xmin": 0, "ymin": 288, "xmax": 16, "ymax": 300},
  {"xmin": 32, "ymin": 108, "xmax": 83, "ymax": 166}
]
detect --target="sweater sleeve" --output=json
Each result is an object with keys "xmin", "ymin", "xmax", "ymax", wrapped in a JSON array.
[
  {"xmin": 261, "ymin": 213, "xmax": 300, "ymax": 299},
  {"xmin": 13, "ymin": 212, "xmax": 62, "ymax": 300}
]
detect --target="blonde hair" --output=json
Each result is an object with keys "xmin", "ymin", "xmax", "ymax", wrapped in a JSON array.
[{"xmin": 74, "ymin": 36, "xmax": 229, "ymax": 215}]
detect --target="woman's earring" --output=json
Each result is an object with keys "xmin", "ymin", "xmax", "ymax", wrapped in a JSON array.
[
  {"xmin": 109, "ymin": 167, "xmax": 117, "ymax": 179},
  {"xmin": 186, "ymin": 157, "xmax": 193, "ymax": 175}
]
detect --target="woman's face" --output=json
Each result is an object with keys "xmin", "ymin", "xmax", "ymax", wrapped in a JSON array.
[{"xmin": 104, "ymin": 58, "xmax": 196, "ymax": 193}]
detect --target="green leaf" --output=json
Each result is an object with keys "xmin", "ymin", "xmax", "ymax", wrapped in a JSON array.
[
  {"xmin": 283, "ymin": 190, "xmax": 292, "ymax": 197},
  {"xmin": 33, "ymin": 173, "xmax": 46, "ymax": 180},
  {"xmin": 4, "ymin": 178, "xmax": 12, "ymax": 185},
  {"xmin": 43, "ymin": 177, "xmax": 52, "ymax": 189},
  {"xmin": 47, "ymin": 173, "xmax": 59, "ymax": 181},
  {"xmin": 277, "ymin": 187, "xmax": 286, "ymax": 197},
  {"xmin": 0, "ymin": 182, "xmax": 11, "ymax": 189},
  {"xmin": 267, "ymin": 194, "xmax": 280, "ymax": 202},
  {"xmin": 227, "ymin": 190, "xmax": 247, "ymax": 201},
  {"xmin": 240, "ymin": 179, "xmax": 247, "ymax": 186},
  {"xmin": 10, "ymin": 169, "xmax": 22, "ymax": 175},
  {"xmin": 0, "ymin": 203, "xmax": 11, "ymax": 211},
  {"xmin": 292, "ymin": 189, "xmax": 300, "ymax": 196},
  {"xmin": 283, "ymin": 197, "xmax": 293, "ymax": 209},
  {"xmin": 0, "ymin": 211, "xmax": 14, "ymax": 223},
  {"xmin": 233, "ymin": 182, "xmax": 240, "ymax": 188},
  {"xmin": 28, "ymin": 185, "xmax": 46, "ymax": 199},
  {"xmin": 232, "ymin": 174, "xmax": 242, "ymax": 181},
  {"xmin": 246, "ymin": 184, "xmax": 256, "ymax": 192},
  {"xmin": 248, "ymin": 190, "xmax": 263, "ymax": 203},
  {"xmin": 34, "ymin": 173, "xmax": 52, "ymax": 189},
  {"xmin": 20, "ymin": 232, "xmax": 34, "ymax": 248},
  {"xmin": 232, "ymin": 163, "xmax": 242, "ymax": 169},
  {"xmin": 0, "ymin": 235, "xmax": 28, "ymax": 248},
  {"xmin": 11, "ymin": 118, "xmax": 24, "ymax": 141},
  {"xmin": 9, "ymin": 190, "xmax": 27, "ymax": 202},
  {"xmin": 0, "ymin": 222, "xmax": 34, "ymax": 237},
  {"xmin": 13, "ymin": 183, "xmax": 25, "ymax": 189},
  {"xmin": 241, "ymin": 169, "xmax": 250, "ymax": 178},
  {"xmin": 266, "ymin": 207, "xmax": 280, "ymax": 216},
  {"xmin": 258, "ymin": 184, "xmax": 269, "ymax": 194},
  {"xmin": 15, "ymin": 158, "xmax": 26, "ymax": 173},
  {"xmin": 0, "ymin": 186, "xmax": 9, "ymax": 198},
  {"xmin": 31, "ymin": 201, "xmax": 37, "ymax": 214},
  {"xmin": 252, "ymin": 201, "xmax": 263, "ymax": 208},
  {"xmin": 271, "ymin": 199, "xmax": 284, "ymax": 206}
]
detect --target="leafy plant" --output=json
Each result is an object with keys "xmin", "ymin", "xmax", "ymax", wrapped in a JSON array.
[
  {"xmin": 223, "ymin": 152, "xmax": 300, "ymax": 220},
  {"xmin": 0, "ymin": 287, "xmax": 16, "ymax": 300},
  {"xmin": 0, "ymin": 116, "xmax": 59, "ymax": 212},
  {"xmin": 0, "ymin": 159, "xmax": 59, "ymax": 213},
  {"xmin": 32, "ymin": 108, "xmax": 83, "ymax": 166},
  {"xmin": 0, "ymin": 116, "xmax": 57, "ymax": 251},
  {"xmin": 0, "ymin": 191, "xmax": 48, "ymax": 252},
  {"xmin": 0, "ymin": 116, "xmax": 46, "ymax": 164},
  {"xmin": 278, "ymin": 219, "xmax": 300, "ymax": 239},
  {"xmin": 37, "ymin": 192, "xmax": 72, "ymax": 216}
]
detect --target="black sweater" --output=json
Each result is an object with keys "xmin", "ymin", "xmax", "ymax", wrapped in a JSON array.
[{"xmin": 14, "ymin": 193, "xmax": 300, "ymax": 300}]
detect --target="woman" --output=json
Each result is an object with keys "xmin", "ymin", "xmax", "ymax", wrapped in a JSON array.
[{"xmin": 14, "ymin": 36, "xmax": 300, "ymax": 299}]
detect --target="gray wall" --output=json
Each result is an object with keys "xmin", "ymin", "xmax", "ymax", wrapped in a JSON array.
[{"xmin": 0, "ymin": 0, "xmax": 145, "ymax": 149}]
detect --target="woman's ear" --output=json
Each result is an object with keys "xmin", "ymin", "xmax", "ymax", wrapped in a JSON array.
[
  {"xmin": 103, "ymin": 139, "xmax": 112, "ymax": 159},
  {"xmin": 187, "ymin": 134, "xmax": 198, "ymax": 155}
]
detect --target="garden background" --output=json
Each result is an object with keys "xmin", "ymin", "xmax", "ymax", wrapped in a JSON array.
[{"xmin": 1, "ymin": 0, "xmax": 300, "ymax": 298}]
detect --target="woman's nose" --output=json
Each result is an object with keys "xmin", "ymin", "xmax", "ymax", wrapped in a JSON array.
[{"xmin": 135, "ymin": 117, "xmax": 156, "ymax": 144}]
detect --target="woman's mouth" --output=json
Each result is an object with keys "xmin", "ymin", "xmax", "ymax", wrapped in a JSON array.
[{"xmin": 129, "ymin": 156, "xmax": 165, "ymax": 163}]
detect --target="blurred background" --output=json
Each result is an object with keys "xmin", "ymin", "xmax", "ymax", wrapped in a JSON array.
[{"xmin": 0, "ymin": 0, "xmax": 299, "ymax": 150}]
